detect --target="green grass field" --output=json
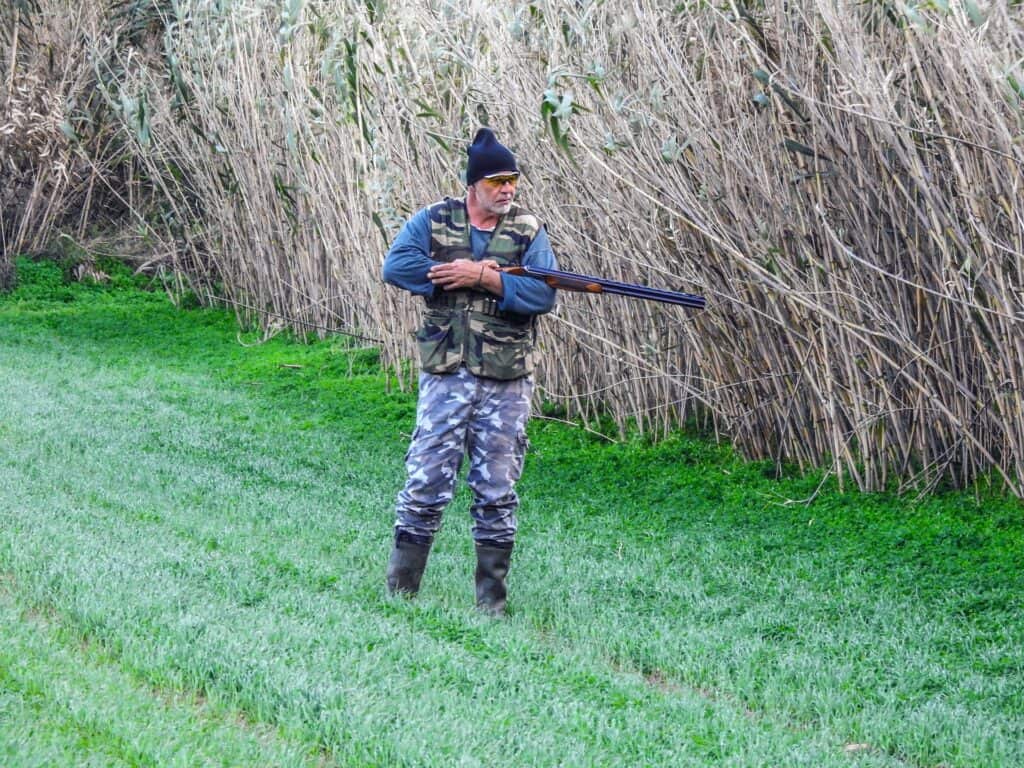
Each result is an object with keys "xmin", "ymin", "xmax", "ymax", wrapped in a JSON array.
[{"xmin": 1, "ymin": 258, "xmax": 1021, "ymax": 767}]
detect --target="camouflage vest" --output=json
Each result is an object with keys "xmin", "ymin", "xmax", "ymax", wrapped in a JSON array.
[{"xmin": 416, "ymin": 197, "xmax": 541, "ymax": 380}]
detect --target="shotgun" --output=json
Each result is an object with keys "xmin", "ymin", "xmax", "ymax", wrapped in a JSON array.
[{"xmin": 501, "ymin": 265, "xmax": 706, "ymax": 309}]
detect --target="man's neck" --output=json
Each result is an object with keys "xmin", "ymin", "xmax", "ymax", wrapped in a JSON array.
[{"xmin": 465, "ymin": 196, "xmax": 501, "ymax": 231}]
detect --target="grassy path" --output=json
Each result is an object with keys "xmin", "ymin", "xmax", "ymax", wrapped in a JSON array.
[
  {"xmin": 0, "ymin": 260, "xmax": 1021, "ymax": 766},
  {"xmin": 0, "ymin": 577, "xmax": 323, "ymax": 767}
]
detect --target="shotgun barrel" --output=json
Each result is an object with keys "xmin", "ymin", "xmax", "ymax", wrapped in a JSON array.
[{"xmin": 502, "ymin": 265, "xmax": 705, "ymax": 309}]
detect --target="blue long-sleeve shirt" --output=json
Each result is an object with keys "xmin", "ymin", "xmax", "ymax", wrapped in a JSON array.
[{"xmin": 382, "ymin": 206, "xmax": 558, "ymax": 316}]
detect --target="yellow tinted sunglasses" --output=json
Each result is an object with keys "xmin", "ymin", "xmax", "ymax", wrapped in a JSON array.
[{"xmin": 481, "ymin": 174, "xmax": 520, "ymax": 188}]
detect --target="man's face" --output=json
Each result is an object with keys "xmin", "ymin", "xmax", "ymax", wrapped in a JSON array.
[{"xmin": 472, "ymin": 173, "xmax": 519, "ymax": 216}]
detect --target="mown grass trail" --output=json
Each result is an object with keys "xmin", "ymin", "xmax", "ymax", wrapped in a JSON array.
[{"xmin": 1, "ymin": 260, "xmax": 1021, "ymax": 767}]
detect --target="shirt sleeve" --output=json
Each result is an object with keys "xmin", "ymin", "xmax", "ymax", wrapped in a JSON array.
[
  {"xmin": 381, "ymin": 208, "xmax": 438, "ymax": 298},
  {"xmin": 497, "ymin": 226, "xmax": 559, "ymax": 316}
]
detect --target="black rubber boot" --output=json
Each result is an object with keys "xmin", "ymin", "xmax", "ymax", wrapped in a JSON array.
[
  {"xmin": 386, "ymin": 532, "xmax": 432, "ymax": 596},
  {"xmin": 475, "ymin": 542, "xmax": 513, "ymax": 616}
]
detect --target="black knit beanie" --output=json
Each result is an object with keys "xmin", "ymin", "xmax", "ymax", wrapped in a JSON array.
[{"xmin": 465, "ymin": 128, "xmax": 518, "ymax": 186}]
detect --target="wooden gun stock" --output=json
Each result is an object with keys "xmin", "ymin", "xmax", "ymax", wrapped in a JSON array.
[{"xmin": 502, "ymin": 266, "xmax": 603, "ymax": 293}]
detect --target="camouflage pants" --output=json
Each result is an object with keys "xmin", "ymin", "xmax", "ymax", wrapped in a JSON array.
[{"xmin": 395, "ymin": 366, "xmax": 533, "ymax": 546}]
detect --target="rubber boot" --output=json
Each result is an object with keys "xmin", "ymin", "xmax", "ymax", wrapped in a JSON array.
[
  {"xmin": 386, "ymin": 532, "xmax": 431, "ymax": 596},
  {"xmin": 475, "ymin": 542, "xmax": 513, "ymax": 615}
]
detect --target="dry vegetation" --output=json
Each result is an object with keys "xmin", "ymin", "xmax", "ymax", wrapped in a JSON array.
[
  {"xmin": 0, "ymin": 0, "xmax": 144, "ymax": 276},
  {"xmin": 3, "ymin": 0, "xmax": 1023, "ymax": 495}
]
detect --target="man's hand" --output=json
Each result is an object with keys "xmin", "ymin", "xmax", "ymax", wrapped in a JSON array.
[{"xmin": 428, "ymin": 258, "xmax": 502, "ymax": 294}]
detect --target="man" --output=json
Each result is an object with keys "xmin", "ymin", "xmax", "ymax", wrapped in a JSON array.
[{"xmin": 381, "ymin": 127, "xmax": 558, "ymax": 615}]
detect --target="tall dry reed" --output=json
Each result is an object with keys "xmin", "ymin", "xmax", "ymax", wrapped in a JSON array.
[
  {"xmin": 10, "ymin": 0, "xmax": 1024, "ymax": 495},
  {"xmin": 0, "ymin": 0, "xmax": 146, "ymax": 273}
]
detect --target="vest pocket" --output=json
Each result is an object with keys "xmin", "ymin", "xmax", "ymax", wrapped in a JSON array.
[
  {"xmin": 415, "ymin": 313, "xmax": 461, "ymax": 373},
  {"xmin": 468, "ymin": 312, "xmax": 534, "ymax": 380}
]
